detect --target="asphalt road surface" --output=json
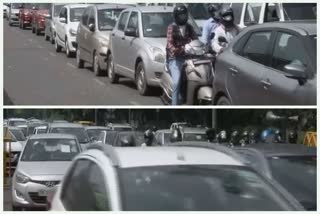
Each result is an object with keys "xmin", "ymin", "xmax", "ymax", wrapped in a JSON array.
[{"xmin": 4, "ymin": 21, "xmax": 163, "ymax": 105}]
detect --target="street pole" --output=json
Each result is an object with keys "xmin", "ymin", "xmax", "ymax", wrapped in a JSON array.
[
  {"xmin": 212, "ymin": 109, "xmax": 217, "ymax": 129},
  {"xmin": 94, "ymin": 109, "xmax": 98, "ymax": 125}
]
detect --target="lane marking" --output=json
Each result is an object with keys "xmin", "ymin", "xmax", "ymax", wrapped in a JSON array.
[
  {"xmin": 130, "ymin": 101, "xmax": 140, "ymax": 105},
  {"xmin": 67, "ymin": 62, "xmax": 77, "ymax": 69},
  {"xmin": 28, "ymin": 38, "xmax": 33, "ymax": 42},
  {"xmin": 49, "ymin": 52, "xmax": 56, "ymax": 57},
  {"xmin": 37, "ymin": 45, "xmax": 43, "ymax": 49},
  {"xmin": 94, "ymin": 78, "xmax": 105, "ymax": 87},
  {"xmin": 43, "ymin": 57, "xmax": 49, "ymax": 61}
]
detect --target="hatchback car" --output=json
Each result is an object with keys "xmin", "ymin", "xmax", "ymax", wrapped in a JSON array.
[
  {"xmin": 31, "ymin": 3, "xmax": 51, "ymax": 35},
  {"xmin": 11, "ymin": 134, "xmax": 81, "ymax": 211},
  {"xmin": 18, "ymin": 3, "xmax": 34, "ymax": 29},
  {"xmin": 107, "ymin": 6, "xmax": 201, "ymax": 95},
  {"xmin": 44, "ymin": 3, "xmax": 65, "ymax": 44},
  {"xmin": 212, "ymin": 21, "xmax": 316, "ymax": 105},
  {"xmin": 8, "ymin": 3, "xmax": 22, "ymax": 26},
  {"xmin": 55, "ymin": 4, "xmax": 89, "ymax": 57},
  {"xmin": 50, "ymin": 142, "xmax": 303, "ymax": 211},
  {"xmin": 234, "ymin": 143, "xmax": 316, "ymax": 210},
  {"xmin": 76, "ymin": 4, "xmax": 131, "ymax": 76}
]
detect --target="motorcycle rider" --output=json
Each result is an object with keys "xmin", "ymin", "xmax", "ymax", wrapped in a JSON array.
[
  {"xmin": 142, "ymin": 126, "xmax": 157, "ymax": 146},
  {"xmin": 166, "ymin": 5, "xmax": 198, "ymax": 105},
  {"xmin": 201, "ymin": 4, "xmax": 220, "ymax": 51},
  {"xmin": 212, "ymin": 7, "xmax": 240, "ymax": 54}
]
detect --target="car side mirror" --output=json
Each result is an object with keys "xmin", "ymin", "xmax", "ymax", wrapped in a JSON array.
[
  {"xmin": 284, "ymin": 63, "xmax": 307, "ymax": 85},
  {"xmin": 89, "ymin": 23, "xmax": 95, "ymax": 32},
  {"xmin": 125, "ymin": 27, "xmax": 138, "ymax": 37},
  {"xmin": 59, "ymin": 17, "xmax": 66, "ymax": 23}
]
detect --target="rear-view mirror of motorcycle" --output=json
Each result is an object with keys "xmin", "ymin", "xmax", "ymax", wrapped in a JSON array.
[
  {"xmin": 284, "ymin": 63, "xmax": 307, "ymax": 85},
  {"xmin": 218, "ymin": 36, "xmax": 227, "ymax": 43}
]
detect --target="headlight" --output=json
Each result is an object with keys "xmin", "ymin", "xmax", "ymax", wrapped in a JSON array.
[
  {"xmin": 16, "ymin": 172, "xmax": 30, "ymax": 184},
  {"xmin": 150, "ymin": 47, "xmax": 165, "ymax": 63},
  {"xmin": 69, "ymin": 29, "xmax": 77, "ymax": 36}
]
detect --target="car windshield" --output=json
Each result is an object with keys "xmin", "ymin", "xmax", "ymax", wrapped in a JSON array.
[
  {"xmin": 188, "ymin": 3, "xmax": 210, "ymax": 20},
  {"xmin": 183, "ymin": 133, "xmax": 207, "ymax": 141},
  {"xmin": 51, "ymin": 127, "xmax": 90, "ymax": 144},
  {"xmin": 9, "ymin": 120, "xmax": 26, "ymax": 126},
  {"xmin": 119, "ymin": 165, "xmax": 292, "ymax": 211},
  {"xmin": 36, "ymin": 128, "xmax": 47, "ymax": 134},
  {"xmin": 37, "ymin": 3, "xmax": 51, "ymax": 10},
  {"xmin": 11, "ymin": 4, "xmax": 21, "ymax": 9},
  {"xmin": 21, "ymin": 138, "xmax": 80, "ymax": 162},
  {"xmin": 54, "ymin": 5, "xmax": 64, "ymax": 17},
  {"xmin": 70, "ymin": 7, "xmax": 85, "ymax": 22},
  {"xmin": 268, "ymin": 155, "xmax": 316, "ymax": 210},
  {"xmin": 142, "ymin": 12, "xmax": 201, "ymax": 37},
  {"xmin": 10, "ymin": 129, "xmax": 26, "ymax": 141},
  {"xmin": 87, "ymin": 129, "xmax": 107, "ymax": 140},
  {"xmin": 98, "ymin": 8, "xmax": 123, "ymax": 31},
  {"xmin": 283, "ymin": 3, "xmax": 316, "ymax": 20}
]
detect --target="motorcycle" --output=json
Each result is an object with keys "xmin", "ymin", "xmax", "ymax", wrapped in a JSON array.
[
  {"xmin": 160, "ymin": 40, "xmax": 215, "ymax": 105},
  {"xmin": 261, "ymin": 128, "xmax": 283, "ymax": 144}
]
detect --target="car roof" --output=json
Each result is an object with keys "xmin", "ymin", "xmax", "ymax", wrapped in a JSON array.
[
  {"xmin": 29, "ymin": 133, "xmax": 77, "ymax": 140},
  {"xmin": 183, "ymin": 128, "xmax": 206, "ymax": 133},
  {"xmin": 246, "ymin": 21, "xmax": 316, "ymax": 36},
  {"xmin": 125, "ymin": 6, "xmax": 174, "ymax": 13},
  {"xmin": 8, "ymin": 118, "xmax": 27, "ymax": 121},
  {"xmin": 237, "ymin": 143, "xmax": 316, "ymax": 157},
  {"xmin": 65, "ymin": 4, "xmax": 89, "ymax": 9},
  {"xmin": 85, "ymin": 126, "xmax": 110, "ymax": 130},
  {"xmin": 94, "ymin": 3, "xmax": 132, "ymax": 10},
  {"xmin": 49, "ymin": 123, "xmax": 84, "ymax": 128}
]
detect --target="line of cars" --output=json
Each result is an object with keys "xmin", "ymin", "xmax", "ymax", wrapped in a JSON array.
[{"xmin": 5, "ymin": 3, "xmax": 317, "ymax": 105}]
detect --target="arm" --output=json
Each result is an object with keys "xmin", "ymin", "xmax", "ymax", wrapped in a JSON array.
[
  {"xmin": 212, "ymin": 27, "xmax": 224, "ymax": 53},
  {"xmin": 167, "ymin": 25, "xmax": 184, "ymax": 56}
]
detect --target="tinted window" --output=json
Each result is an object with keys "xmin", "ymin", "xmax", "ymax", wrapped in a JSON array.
[
  {"xmin": 119, "ymin": 165, "xmax": 292, "ymax": 211},
  {"xmin": 231, "ymin": 3, "xmax": 244, "ymax": 25},
  {"xmin": 283, "ymin": 3, "xmax": 316, "ymax": 20},
  {"xmin": 98, "ymin": 8, "xmax": 123, "ymax": 31},
  {"xmin": 242, "ymin": 31, "xmax": 272, "ymax": 65},
  {"xmin": 118, "ymin": 12, "xmax": 129, "ymax": 31},
  {"xmin": 244, "ymin": 3, "xmax": 262, "ymax": 25},
  {"xmin": 127, "ymin": 12, "xmax": 139, "ymax": 29},
  {"xmin": 54, "ymin": 4, "xmax": 64, "ymax": 17},
  {"xmin": 70, "ymin": 7, "xmax": 85, "ymax": 22},
  {"xmin": 50, "ymin": 127, "xmax": 90, "ymax": 144},
  {"xmin": 271, "ymin": 32, "xmax": 307, "ymax": 72}
]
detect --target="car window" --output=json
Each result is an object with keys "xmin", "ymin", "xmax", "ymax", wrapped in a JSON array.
[
  {"xmin": 82, "ymin": 7, "xmax": 90, "ymax": 26},
  {"xmin": 61, "ymin": 159, "xmax": 92, "ymax": 210},
  {"xmin": 88, "ymin": 8, "xmax": 95, "ymax": 25},
  {"xmin": 118, "ymin": 12, "xmax": 129, "ymax": 31},
  {"xmin": 231, "ymin": 3, "xmax": 244, "ymax": 25},
  {"xmin": 59, "ymin": 7, "xmax": 65, "ymax": 18},
  {"xmin": 98, "ymin": 8, "xmax": 123, "ymax": 31},
  {"xmin": 242, "ymin": 31, "xmax": 272, "ymax": 65},
  {"xmin": 70, "ymin": 7, "xmax": 85, "ymax": 22},
  {"xmin": 54, "ymin": 4, "xmax": 64, "ymax": 17},
  {"xmin": 282, "ymin": 3, "xmax": 316, "ymax": 20},
  {"xmin": 244, "ymin": 3, "xmax": 262, "ymax": 25},
  {"xmin": 271, "ymin": 32, "xmax": 307, "ymax": 73},
  {"xmin": 127, "ymin": 11, "xmax": 139, "ymax": 30},
  {"xmin": 50, "ymin": 127, "xmax": 90, "ymax": 144},
  {"xmin": 264, "ymin": 3, "xmax": 280, "ymax": 22},
  {"xmin": 88, "ymin": 163, "xmax": 110, "ymax": 210}
]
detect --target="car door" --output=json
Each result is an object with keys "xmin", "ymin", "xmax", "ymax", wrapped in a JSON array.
[
  {"xmin": 225, "ymin": 30, "xmax": 274, "ymax": 104},
  {"xmin": 86, "ymin": 8, "xmax": 96, "ymax": 64},
  {"xmin": 112, "ymin": 11, "xmax": 130, "ymax": 75},
  {"xmin": 261, "ymin": 31, "xmax": 315, "ymax": 105},
  {"xmin": 56, "ymin": 7, "xmax": 66, "ymax": 43},
  {"xmin": 78, "ymin": 7, "xmax": 91, "ymax": 62},
  {"xmin": 122, "ymin": 11, "xmax": 140, "ymax": 79}
]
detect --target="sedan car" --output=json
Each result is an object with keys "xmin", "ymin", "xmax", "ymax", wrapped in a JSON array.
[
  {"xmin": 50, "ymin": 142, "xmax": 303, "ymax": 211},
  {"xmin": 76, "ymin": 4, "xmax": 131, "ymax": 76},
  {"xmin": 44, "ymin": 3, "xmax": 65, "ymax": 43},
  {"xmin": 212, "ymin": 21, "xmax": 316, "ymax": 105},
  {"xmin": 11, "ymin": 134, "xmax": 81, "ymax": 211},
  {"xmin": 107, "ymin": 6, "xmax": 201, "ymax": 95},
  {"xmin": 234, "ymin": 143, "xmax": 316, "ymax": 210}
]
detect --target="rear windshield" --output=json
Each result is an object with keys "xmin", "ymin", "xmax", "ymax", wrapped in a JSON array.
[
  {"xmin": 283, "ymin": 3, "xmax": 316, "ymax": 20},
  {"xmin": 50, "ymin": 127, "xmax": 89, "ymax": 144},
  {"xmin": 70, "ymin": 7, "xmax": 85, "ymax": 22}
]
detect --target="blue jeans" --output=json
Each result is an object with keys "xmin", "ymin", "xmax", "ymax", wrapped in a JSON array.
[{"xmin": 168, "ymin": 58, "xmax": 185, "ymax": 105}]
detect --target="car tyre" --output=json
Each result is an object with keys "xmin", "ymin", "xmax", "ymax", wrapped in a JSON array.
[
  {"xmin": 136, "ymin": 62, "xmax": 149, "ymax": 96},
  {"xmin": 50, "ymin": 33, "xmax": 55, "ymax": 44},
  {"xmin": 76, "ymin": 48, "xmax": 84, "ymax": 68},
  {"xmin": 216, "ymin": 96, "xmax": 231, "ymax": 105},
  {"xmin": 55, "ymin": 37, "xmax": 62, "ymax": 52},
  {"xmin": 107, "ymin": 54, "xmax": 119, "ymax": 83},
  {"xmin": 93, "ymin": 52, "xmax": 103, "ymax": 76},
  {"xmin": 45, "ymin": 33, "xmax": 50, "ymax": 41}
]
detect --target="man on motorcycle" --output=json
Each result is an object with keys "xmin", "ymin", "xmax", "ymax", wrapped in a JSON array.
[
  {"xmin": 201, "ymin": 4, "xmax": 220, "ymax": 51},
  {"xmin": 212, "ymin": 7, "xmax": 240, "ymax": 54},
  {"xmin": 166, "ymin": 5, "xmax": 198, "ymax": 105}
]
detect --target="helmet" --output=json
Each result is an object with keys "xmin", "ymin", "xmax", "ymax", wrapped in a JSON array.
[
  {"xmin": 144, "ymin": 129, "xmax": 154, "ymax": 146},
  {"xmin": 208, "ymin": 4, "xmax": 220, "ymax": 20},
  {"xmin": 206, "ymin": 128, "xmax": 216, "ymax": 142},
  {"xmin": 173, "ymin": 5, "xmax": 189, "ymax": 26},
  {"xmin": 288, "ymin": 130, "xmax": 298, "ymax": 144},
  {"xmin": 219, "ymin": 7, "xmax": 234, "ymax": 27},
  {"xmin": 219, "ymin": 130, "xmax": 227, "ymax": 142}
]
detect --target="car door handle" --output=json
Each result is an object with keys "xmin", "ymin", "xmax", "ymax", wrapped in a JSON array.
[
  {"xmin": 261, "ymin": 80, "xmax": 272, "ymax": 89},
  {"xmin": 229, "ymin": 67, "xmax": 239, "ymax": 75}
]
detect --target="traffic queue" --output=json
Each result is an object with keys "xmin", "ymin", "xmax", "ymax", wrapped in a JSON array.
[
  {"xmin": 4, "ymin": 3, "xmax": 317, "ymax": 105},
  {"xmin": 3, "ymin": 115, "xmax": 316, "ymax": 211}
]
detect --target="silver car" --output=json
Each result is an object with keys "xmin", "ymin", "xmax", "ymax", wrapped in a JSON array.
[
  {"xmin": 11, "ymin": 134, "xmax": 81, "ymax": 211},
  {"xmin": 8, "ymin": 3, "xmax": 22, "ymax": 26},
  {"xmin": 44, "ymin": 3, "xmax": 65, "ymax": 44},
  {"xmin": 76, "ymin": 4, "xmax": 131, "ymax": 76},
  {"xmin": 107, "ymin": 6, "xmax": 201, "ymax": 95}
]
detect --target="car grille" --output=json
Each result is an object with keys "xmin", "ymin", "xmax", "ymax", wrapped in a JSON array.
[
  {"xmin": 29, "ymin": 192, "xmax": 47, "ymax": 204},
  {"xmin": 31, "ymin": 180, "xmax": 60, "ymax": 187}
]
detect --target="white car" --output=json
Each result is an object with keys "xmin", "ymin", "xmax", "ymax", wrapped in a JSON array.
[
  {"xmin": 55, "ymin": 4, "xmax": 88, "ymax": 57},
  {"xmin": 50, "ymin": 142, "xmax": 303, "ymax": 211},
  {"xmin": 5, "ymin": 127, "xmax": 27, "ymax": 169},
  {"xmin": 8, "ymin": 118, "xmax": 27, "ymax": 127}
]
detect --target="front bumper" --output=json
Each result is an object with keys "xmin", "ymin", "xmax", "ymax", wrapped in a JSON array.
[
  {"xmin": 144, "ymin": 59, "xmax": 164, "ymax": 87},
  {"xmin": 67, "ymin": 35, "xmax": 77, "ymax": 52}
]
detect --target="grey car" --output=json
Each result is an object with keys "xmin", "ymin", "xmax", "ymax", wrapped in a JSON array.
[
  {"xmin": 8, "ymin": 3, "xmax": 22, "ymax": 26},
  {"xmin": 212, "ymin": 21, "xmax": 316, "ymax": 105},
  {"xmin": 44, "ymin": 3, "xmax": 65, "ymax": 44},
  {"xmin": 76, "ymin": 4, "xmax": 131, "ymax": 76},
  {"xmin": 107, "ymin": 6, "xmax": 201, "ymax": 95},
  {"xmin": 11, "ymin": 134, "xmax": 81, "ymax": 210}
]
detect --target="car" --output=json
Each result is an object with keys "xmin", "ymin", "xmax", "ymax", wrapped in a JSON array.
[
  {"xmin": 18, "ymin": 3, "xmax": 34, "ymax": 29},
  {"xmin": 4, "ymin": 3, "xmax": 10, "ymax": 18},
  {"xmin": 181, "ymin": 127, "xmax": 207, "ymax": 142},
  {"xmin": 55, "ymin": 4, "xmax": 89, "ymax": 57},
  {"xmin": 76, "ymin": 4, "xmax": 131, "ymax": 76},
  {"xmin": 234, "ymin": 143, "xmax": 316, "ymax": 210},
  {"xmin": 107, "ymin": 6, "xmax": 201, "ymax": 95},
  {"xmin": 8, "ymin": 118, "xmax": 27, "ymax": 127},
  {"xmin": 84, "ymin": 126, "xmax": 110, "ymax": 142},
  {"xmin": 226, "ymin": 3, "xmax": 316, "ymax": 29},
  {"xmin": 107, "ymin": 123, "xmax": 133, "ymax": 131},
  {"xmin": 50, "ymin": 142, "xmax": 303, "ymax": 211},
  {"xmin": 154, "ymin": 129, "xmax": 171, "ymax": 145},
  {"xmin": 44, "ymin": 3, "xmax": 65, "ymax": 44},
  {"xmin": 11, "ymin": 134, "xmax": 81, "ymax": 211},
  {"xmin": 33, "ymin": 126, "xmax": 48, "ymax": 135},
  {"xmin": 31, "ymin": 3, "xmax": 51, "ymax": 35},
  {"xmin": 52, "ymin": 120, "xmax": 69, "ymax": 123},
  {"xmin": 8, "ymin": 3, "xmax": 22, "ymax": 26},
  {"xmin": 26, "ymin": 121, "xmax": 48, "ymax": 136},
  {"xmin": 212, "ymin": 21, "xmax": 316, "ymax": 105},
  {"xmin": 170, "ymin": 122, "xmax": 192, "ymax": 131}
]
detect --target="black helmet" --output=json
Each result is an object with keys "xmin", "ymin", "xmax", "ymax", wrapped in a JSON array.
[
  {"xmin": 219, "ymin": 7, "xmax": 234, "ymax": 27},
  {"xmin": 173, "ymin": 5, "xmax": 189, "ymax": 26},
  {"xmin": 208, "ymin": 4, "xmax": 220, "ymax": 20}
]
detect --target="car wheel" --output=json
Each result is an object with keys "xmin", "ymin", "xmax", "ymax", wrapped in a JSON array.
[
  {"xmin": 107, "ymin": 54, "xmax": 119, "ymax": 83},
  {"xmin": 55, "ymin": 37, "xmax": 62, "ymax": 52},
  {"xmin": 32, "ymin": 24, "xmax": 35, "ymax": 33},
  {"xmin": 45, "ymin": 33, "xmax": 49, "ymax": 41},
  {"xmin": 19, "ymin": 20, "xmax": 22, "ymax": 29},
  {"xmin": 93, "ymin": 52, "xmax": 103, "ymax": 76},
  {"xmin": 76, "ymin": 48, "xmax": 84, "ymax": 68},
  {"xmin": 136, "ymin": 62, "xmax": 149, "ymax": 96},
  {"xmin": 65, "ymin": 40, "xmax": 73, "ymax": 58},
  {"xmin": 216, "ymin": 96, "xmax": 231, "ymax": 105}
]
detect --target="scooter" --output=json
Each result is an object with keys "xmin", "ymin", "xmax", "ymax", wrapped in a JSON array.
[{"xmin": 160, "ymin": 40, "xmax": 215, "ymax": 105}]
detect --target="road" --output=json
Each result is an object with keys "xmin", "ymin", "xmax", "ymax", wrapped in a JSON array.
[{"xmin": 3, "ymin": 21, "xmax": 163, "ymax": 105}]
